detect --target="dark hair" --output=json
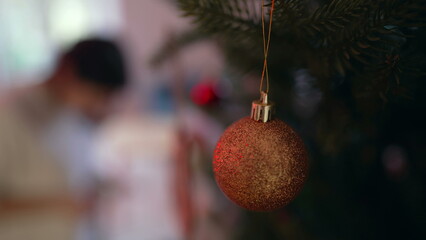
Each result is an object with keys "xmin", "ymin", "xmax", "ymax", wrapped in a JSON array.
[{"xmin": 64, "ymin": 38, "xmax": 127, "ymax": 91}]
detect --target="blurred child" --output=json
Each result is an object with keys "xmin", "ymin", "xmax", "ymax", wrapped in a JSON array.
[{"xmin": 0, "ymin": 38, "xmax": 127, "ymax": 240}]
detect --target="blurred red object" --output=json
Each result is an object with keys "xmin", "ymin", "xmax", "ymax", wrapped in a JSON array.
[{"xmin": 190, "ymin": 81, "xmax": 219, "ymax": 106}]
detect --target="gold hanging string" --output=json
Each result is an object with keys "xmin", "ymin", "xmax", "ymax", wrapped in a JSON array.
[{"xmin": 260, "ymin": 0, "xmax": 276, "ymax": 94}]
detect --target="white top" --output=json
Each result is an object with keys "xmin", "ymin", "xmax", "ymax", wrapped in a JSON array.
[{"xmin": 0, "ymin": 86, "xmax": 97, "ymax": 240}]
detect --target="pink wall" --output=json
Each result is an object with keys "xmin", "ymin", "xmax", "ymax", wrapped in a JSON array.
[{"xmin": 119, "ymin": 0, "xmax": 224, "ymax": 104}]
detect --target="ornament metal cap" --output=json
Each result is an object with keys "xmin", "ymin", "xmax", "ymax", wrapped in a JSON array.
[{"xmin": 251, "ymin": 91, "xmax": 274, "ymax": 123}]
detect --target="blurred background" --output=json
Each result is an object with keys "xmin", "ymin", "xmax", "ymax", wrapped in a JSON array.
[
  {"xmin": 0, "ymin": 0, "xmax": 425, "ymax": 240},
  {"xmin": 0, "ymin": 1, "xmax": 234, "ymax": 240}
]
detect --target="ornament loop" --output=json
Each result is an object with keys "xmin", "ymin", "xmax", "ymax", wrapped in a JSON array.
[{"xmin": 251, "ymin": 91, "xmax": 274, "ymax": 123}]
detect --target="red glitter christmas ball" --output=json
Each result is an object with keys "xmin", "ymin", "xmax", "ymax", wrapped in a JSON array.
[{"xmin": 213, "ymin": 117, "xmax": 308, "ymax": 211}]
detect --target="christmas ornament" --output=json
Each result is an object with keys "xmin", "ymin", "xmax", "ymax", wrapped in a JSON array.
[
  {"xmin": 213, "ymin": 92, "xmax": 308, "ymax": 211},
  {"xmin": 212, "ymin": 0, "xmax": 308, "ymax": 212}
]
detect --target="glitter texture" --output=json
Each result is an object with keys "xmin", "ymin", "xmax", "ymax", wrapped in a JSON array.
[{"xmin": 213, "ymin": 117, "xmax": 308, "ymax": 212}]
